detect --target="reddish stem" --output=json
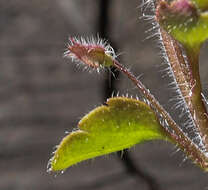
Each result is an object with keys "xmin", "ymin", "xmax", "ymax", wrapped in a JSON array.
[{"xmin": 156, "ymin": 1, "xmax": 208, "ymax": 156}]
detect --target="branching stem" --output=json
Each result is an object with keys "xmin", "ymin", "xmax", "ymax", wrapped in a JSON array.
[
  {"xmin": 113, "ymin": 60, "xmax": 208, "ymax": 169},
  {"xmin": 156, "ymin": 0, "xmax": 208, "ymax": 163}
]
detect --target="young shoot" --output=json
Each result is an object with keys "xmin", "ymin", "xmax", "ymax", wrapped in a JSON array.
[{"xmin": 48, "ymin": 0, "xmax": 208, "ymax": 179}]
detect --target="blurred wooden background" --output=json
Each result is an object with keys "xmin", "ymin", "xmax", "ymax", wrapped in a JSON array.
[{"xmin": 1, "ymin": 0, "xmax": 208, "ymax": 189}]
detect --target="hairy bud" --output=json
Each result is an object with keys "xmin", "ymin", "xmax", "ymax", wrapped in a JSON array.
[{"xmin": 64, "ymin": 37, "xmax": 116, "ymax": 69}]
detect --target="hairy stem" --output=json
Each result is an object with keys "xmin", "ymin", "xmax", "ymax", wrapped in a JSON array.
[
  {"xmin": 113, "ymin": 60, "xmax": 208, "ymax": 169},
  {"xmin": 160, "ymin": 28, "xmax": 193, "ymax": 93},
  {"xmin": 185, "ymin": 47, "xmax": 208, "ymax": 150},
  {"xmin": 156, "ymin": 0, "xmax": 208, "ymax": 154}
]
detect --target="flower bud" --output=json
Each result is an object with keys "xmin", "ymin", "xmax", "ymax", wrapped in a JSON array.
[
  {"xmin": 156, "ymin": 0, "xmax": 208, "ymax": 47},
  {"xmin": 156, "ymin": 0, "xmax": 198, "ymax": 32},
  {"xmin": 65, "ymin": 37, "xmax": 116, "ymax": 69}
]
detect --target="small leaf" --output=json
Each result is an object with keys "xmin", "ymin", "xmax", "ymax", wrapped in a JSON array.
[{"xmin": 49, "ymin": 97, "xmax": 169, "ymax": 171}]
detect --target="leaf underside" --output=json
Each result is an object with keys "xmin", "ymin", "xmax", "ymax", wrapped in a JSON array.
[{"xmin": 49, "ymin": 97, "xmax": 168, "ymax": 171}]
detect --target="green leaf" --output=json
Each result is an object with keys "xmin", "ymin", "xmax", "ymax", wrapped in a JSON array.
[{"xmin": 49, "ymin": 97, "xmax": 169, "ymax": 171}]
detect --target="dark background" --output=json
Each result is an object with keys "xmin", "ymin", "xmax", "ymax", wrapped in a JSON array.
[{"xmin": 1, "ymin": 0, "xmax": 208, "ymax": 190}]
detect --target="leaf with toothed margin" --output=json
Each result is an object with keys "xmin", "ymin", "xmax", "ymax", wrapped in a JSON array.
[{"xmin": 48, "ymin": 97, "xmax": 170, "ymax": 172}]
